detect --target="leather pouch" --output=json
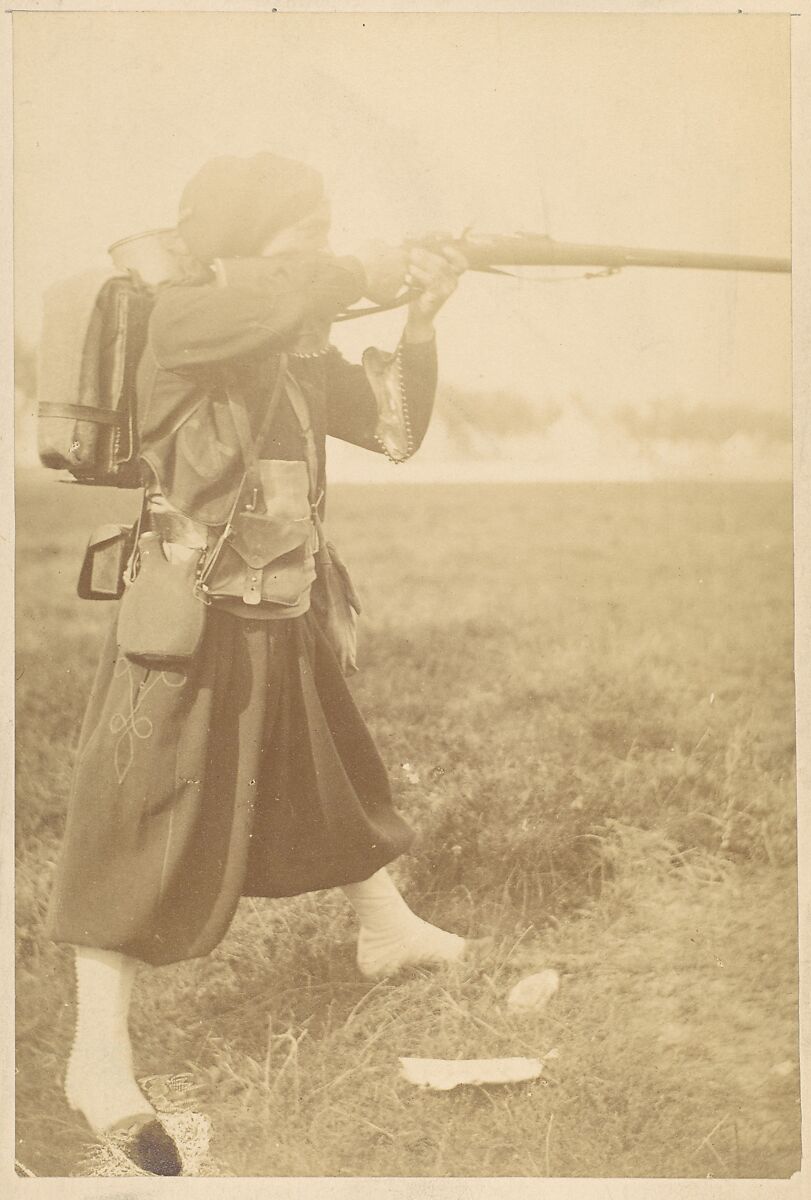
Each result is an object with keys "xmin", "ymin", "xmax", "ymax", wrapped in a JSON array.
[
  {"xmin": 77, "ymin": 523, "xmax": 136, "ymax": 600},
  {"xmin": 117, "ymin": 532, "xmax": 206, "ymax": 664},
  {"xmin": 203, "ymin": 460, "xmax": 316, "ymax": 606}
]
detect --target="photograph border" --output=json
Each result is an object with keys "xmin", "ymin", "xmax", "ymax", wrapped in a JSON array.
[{"xmin": 3, "ymin": 3, "xmax": 807, "ymax": 1197}]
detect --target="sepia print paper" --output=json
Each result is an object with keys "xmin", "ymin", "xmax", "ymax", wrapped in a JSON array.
[{"xmin": 4, "ymin": 2, "xmax": 809, "ymax": 1197}]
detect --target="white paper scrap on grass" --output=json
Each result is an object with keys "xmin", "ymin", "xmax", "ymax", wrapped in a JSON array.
[
  {"xmin": 506, "ymin": 968, "xmax": 561, "ymax": 1013},
  {"xmin": 399, "ymin": 1056, "xmax": 544, "ymax": 1090}
]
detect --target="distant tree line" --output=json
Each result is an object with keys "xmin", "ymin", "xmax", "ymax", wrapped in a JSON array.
[{"xmin": 437, "ymin": 384, "xmax": 562, "ymax": 454}]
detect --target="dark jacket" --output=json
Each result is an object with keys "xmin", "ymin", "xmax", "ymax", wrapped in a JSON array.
[{"xmin": 136, "ymin": 252, "xmax": 438, "ymax": 526}]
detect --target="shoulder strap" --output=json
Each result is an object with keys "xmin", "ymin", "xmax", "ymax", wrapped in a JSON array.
[
  {"xmin": 284, "ymin": 373, "xmax": 319, "ymax": 505},
  {"xmin": 226, "ymin": 353, "xmax": 289, "ymax": 482},
  {"xmin": 198, "ymin": 354, "xmax": 290, "ymax": 589}
]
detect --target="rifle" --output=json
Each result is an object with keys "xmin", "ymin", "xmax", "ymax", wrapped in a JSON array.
[{"xmin": 334, "ymin": 231, "xmax": 790, "ymax": 322}]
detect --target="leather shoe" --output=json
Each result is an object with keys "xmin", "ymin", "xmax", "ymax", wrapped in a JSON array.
[{"xmin": 105, "ymin": 1115, "xmax": 183, "ymax": 1176}]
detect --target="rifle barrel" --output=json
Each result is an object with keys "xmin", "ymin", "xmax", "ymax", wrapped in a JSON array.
[{"xmin": 456, "ymin": 234, "xmax": 791, "ymax": 274}]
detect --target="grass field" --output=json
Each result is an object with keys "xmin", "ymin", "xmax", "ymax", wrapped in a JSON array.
[{"xmin": 15, "ymin": 473, "xmax": 800, "ymax": 1178}]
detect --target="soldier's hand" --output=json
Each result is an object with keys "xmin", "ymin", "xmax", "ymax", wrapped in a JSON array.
[{"xmin": 406, "ymin": 244, "xmax": 467, "ymax": 322}]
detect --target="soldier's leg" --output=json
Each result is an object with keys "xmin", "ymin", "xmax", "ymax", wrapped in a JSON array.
[{"xmin": 342, "ymin": 867, "xmax": 492, "ymax": 979}]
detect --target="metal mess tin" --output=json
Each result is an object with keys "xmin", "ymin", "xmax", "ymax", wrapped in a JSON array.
[{"xmin": 108, "ymin": 227, "xmax": 182, "ymax": 286}]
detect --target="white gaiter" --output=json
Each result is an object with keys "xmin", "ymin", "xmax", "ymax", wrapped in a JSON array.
[
  {"xmin": 341, "ymin": 867, "xmax": 466, "ymax": 978},
  {"xmin": 64, "ymin": 947, "xmax": 155, "ymax": 1134}
]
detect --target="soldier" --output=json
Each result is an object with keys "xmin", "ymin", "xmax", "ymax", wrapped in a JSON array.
[{"xmin": 45, "ymin": 152, "xmax": 487, "ymax": 1174}]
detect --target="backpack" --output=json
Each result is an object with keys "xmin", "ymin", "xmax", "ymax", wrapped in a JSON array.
[{"xmin": 37, "ymin": 270, "xmax": 154, "ymax": 488}]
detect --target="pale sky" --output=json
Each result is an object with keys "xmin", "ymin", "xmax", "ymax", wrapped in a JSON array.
[{"xmin": 13, "ymin": 12, "xmax": 792, "ymax": 479}]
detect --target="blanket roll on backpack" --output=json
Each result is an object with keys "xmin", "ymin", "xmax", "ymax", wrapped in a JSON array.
[{"xmin": 37, "ymin": 269, "xmax": 152, "ymax": 488}]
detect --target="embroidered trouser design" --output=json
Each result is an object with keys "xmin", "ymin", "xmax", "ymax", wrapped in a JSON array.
[{"xmin": 45, "ymin": 610, "xmax": 415, "ymax": 966}]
